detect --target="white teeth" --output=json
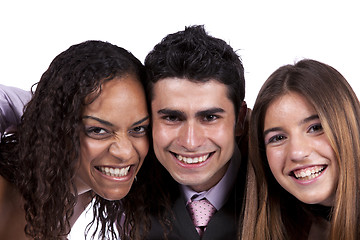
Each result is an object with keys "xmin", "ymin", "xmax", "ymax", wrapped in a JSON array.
[
  {"xmin": 99, "ymin": 166, "xmax": 130, "ymax": 177},
  {"xmin": 293, "ymin": 166, "xmax": 325, "ymax": 180},
  {"xmin": 176, "ymin": 154, "xmax": 209, "ymax": 164}
]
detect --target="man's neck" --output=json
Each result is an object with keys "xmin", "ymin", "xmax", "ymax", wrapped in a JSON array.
[
  {"xmin": 182, "ymin": 145, "xmax": 242, "ymax": 210},
  {"xmin": 189, "ymin": 161, "xmax": 231, "ymax": 192}
]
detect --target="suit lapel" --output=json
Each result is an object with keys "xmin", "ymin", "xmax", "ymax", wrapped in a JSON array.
[{"xmin": 172, "ymin": 196, "xmax": 200, "ymax": 239}]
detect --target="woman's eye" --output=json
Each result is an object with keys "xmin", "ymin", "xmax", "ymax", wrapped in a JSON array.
[
  {"xmin": 266, "ymin": 134, "xmax": 286, "ymax": 145},
  {"xmin": 92, "ymin": 128, "xmax": 106, "ymax": 134},
  {"xmin": 308, "ymin": 123, "xmax": 323, "ymax": 133},
  {"xmin": 130, "ymin": 125, "xmax": 149, "ymax": 136},
  {"xmin": 85, "ymin": 126, "xmax": 110, "ymax": 139}
]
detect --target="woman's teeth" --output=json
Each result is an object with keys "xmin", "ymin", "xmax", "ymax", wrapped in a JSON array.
[
  {"xmin": 293, "ymin": 165, "xmax": 326, "ymax": 180},
  {"xmin": 99, "ymin": 166, "xmax": 130, "ymax": 177},
  {"xmin": 176, "ymin": 154, "xmax": 209, "ymax": 164}
]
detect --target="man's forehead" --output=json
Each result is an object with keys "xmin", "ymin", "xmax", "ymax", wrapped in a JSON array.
[
  {"xmin": 154, "ymin": 77, "xmax": 223, "ymax": 86},
  {"xmin": 152, "ymin": 77, "xmax": 228, "ymax": 97},
  {"xmin": 151, "ymin": 78, "xmax": 235, "ymax": 115}
]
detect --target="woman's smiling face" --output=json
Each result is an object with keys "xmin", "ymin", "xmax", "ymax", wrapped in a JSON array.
[
  {"xmin": 75, "ymin": 75, "xmax": 150, "ymax": 200},
  {"xmin": 263, "ymin": 92, "xmax": 338, "ymax": 206}
]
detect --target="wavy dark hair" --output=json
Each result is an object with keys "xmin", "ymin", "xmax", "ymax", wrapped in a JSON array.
[
  {"xmin": 10, "ymin": 40, "xmax": 151, "ymax": 239},
  {"xmin": 145, "ymin": 25, "xmax": 245, "ymax": 119}
]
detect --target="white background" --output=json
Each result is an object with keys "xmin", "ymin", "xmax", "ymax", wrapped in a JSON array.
[
  {"xmin": 1, "ymin": 0, "xmax": 359, "ymax": 238},
  {"xmin": 1, "ymin": 0, "xmax": 359, "ymax": 109}
]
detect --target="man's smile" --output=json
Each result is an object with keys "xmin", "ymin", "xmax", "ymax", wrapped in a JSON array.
[{"xmin": 172, "ymin": 152, "xmax": 214, "ymax": 164}]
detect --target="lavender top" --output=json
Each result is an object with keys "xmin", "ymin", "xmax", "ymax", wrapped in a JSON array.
[{"xmin": 0, "ymin": 84, "xmax": 31, "ymax": 138}]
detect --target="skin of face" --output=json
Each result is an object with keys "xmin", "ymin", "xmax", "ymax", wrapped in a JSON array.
[
  {"xmin": 151, "ymin": 78, "xmax": 236, "ymax": 192},
  {"xmin": 75, "ymin": 75, "xmax": 150, "ymax": 200},
  {"xmin": 264, "ymin": 92, "xmax": 339, "ymax": 206}
]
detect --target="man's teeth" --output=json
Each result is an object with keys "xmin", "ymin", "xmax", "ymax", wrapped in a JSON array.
[
  {"xmin": 99, "ymin": 166, "xmax": 130, "ymax": 177},
  {"xmin": 293, "ymin": 166, "xmax": 325, "ymax": 180},
  {"xmin": 176, "ymin": 154, "xmax": 209, "ymax": 164}
]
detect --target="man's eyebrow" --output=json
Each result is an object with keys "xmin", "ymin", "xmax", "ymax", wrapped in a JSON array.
[
  {"xmin": 157, "ymin": 108, "xmax": 225, "ymax": 118},
  {"xmin": 157, "ymin": 108, "xmax": 185, "ymax": 117},
  {"xmin": 195, "ymin": 108, "xmax": 225, "ymax": 118},
  {"xmin": 83, "ymin": 116, "xmax": 114, "ymax": 126}
]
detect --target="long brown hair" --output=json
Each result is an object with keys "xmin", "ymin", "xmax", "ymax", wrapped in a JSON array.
[{"xmin": 241, "ymin": 59, "xmax": 360, "ymax": 240}]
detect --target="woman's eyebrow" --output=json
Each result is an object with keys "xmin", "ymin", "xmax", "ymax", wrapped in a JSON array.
[
  {"xmin": 131, "ymin": 116, "xmax": 150, "ymax": 127},
  {"xmin": 263, "ymin": 127, "xmax": 283, "ymax": 137},
  {"xmin": 299, "ymin": 114, "xmax": 319, "ymax": 126},
  {"xmin": 83, "ymin": 115, "xmax": 149, "ymax": 128},
  {"xmin": 263, "ymin": 115, "xmax": 319, "ymax": 136},
  {"xmin": 82, "ymin": 116, "xmax": 113, "ymax": 126}
]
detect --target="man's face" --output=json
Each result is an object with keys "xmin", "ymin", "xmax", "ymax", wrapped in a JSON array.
[{"xmin": 151, "ymin": 78, "xmax": 236, "ymax": 192}]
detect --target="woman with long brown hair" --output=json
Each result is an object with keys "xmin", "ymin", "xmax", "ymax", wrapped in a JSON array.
[{"xmin": 242, "ymin": 59, "xmax": 360, "ymax": 240}]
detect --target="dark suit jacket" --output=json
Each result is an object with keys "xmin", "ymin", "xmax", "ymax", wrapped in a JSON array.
[{"xmin": 145, "ymin": 155, "xmax": 246, "ymax": 240}]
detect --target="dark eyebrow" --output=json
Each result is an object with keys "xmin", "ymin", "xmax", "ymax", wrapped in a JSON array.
[
  {"xmin": 83, "ymin": 115, "xmax": 150, "ymax": 127},
  {"xmin": 83, "ymin": 116, "xmax": 113, "ymax": 126},
  {"xmin": 157, "ymin": 108, "xmax": 225, "ymax": 119},
  {"xmin": 131, "ymin": 116, "xmax": 150, "ymax": 127},
  {"xmin": 195, "ymin": 108, "xmax": 225, "ymax": 118},
  {"xmin": 157, "ymin": 108, "xmax": 185, "ymax": 117}
]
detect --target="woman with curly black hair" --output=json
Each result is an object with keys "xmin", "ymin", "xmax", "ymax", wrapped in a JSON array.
[{"xmin": 0, "ymin": 40, "xmax": 153, "ymax": 239}]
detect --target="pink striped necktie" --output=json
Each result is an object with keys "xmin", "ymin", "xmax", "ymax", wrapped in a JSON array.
[{"xmin": 187, "ymin": 198, "xmax": 217, "ymax": 236}]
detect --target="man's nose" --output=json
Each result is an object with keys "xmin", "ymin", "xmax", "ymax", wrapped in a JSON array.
[{"xmin": 177, "ymin": 121, "xmax": 205, "ymax": 151}]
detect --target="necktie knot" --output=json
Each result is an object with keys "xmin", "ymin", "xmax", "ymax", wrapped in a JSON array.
[{"xmin": 187, "ymin": 198, "xmax": 216, "ymax": 232}]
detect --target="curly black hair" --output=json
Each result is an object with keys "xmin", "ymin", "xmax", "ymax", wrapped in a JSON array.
[{"xmin": 9, "ymin": 40, "xmax": 151, "ymax": 239}]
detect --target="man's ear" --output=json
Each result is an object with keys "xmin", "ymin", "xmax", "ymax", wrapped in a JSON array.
[{"xmin": 235, "ymin": 101, "xmax": 248, "ymax": 137}]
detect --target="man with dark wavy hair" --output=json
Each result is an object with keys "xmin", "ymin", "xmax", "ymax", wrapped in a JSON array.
[{"xmin": 144, "ymin": 25, "xmax": 248, "ymax": 239}]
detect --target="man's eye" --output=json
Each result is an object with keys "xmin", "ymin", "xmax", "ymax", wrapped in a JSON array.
[
  {"xmin": 203, "ymin": 115, "xmax": 218, "ymax": 122},
  {"xmin": 163, "ymin": 115, "xmax": 179, "ymax": 122}
]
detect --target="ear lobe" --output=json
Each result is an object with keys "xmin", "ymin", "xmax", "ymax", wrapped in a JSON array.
[{"xmin": 235, "ymin": 101, "xmax": 249, "ymax": 137}]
